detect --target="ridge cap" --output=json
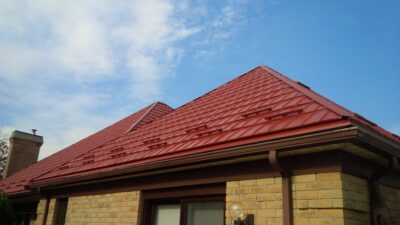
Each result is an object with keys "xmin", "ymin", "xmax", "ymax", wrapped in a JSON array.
[
  {"xmin": 259, "ymin": 65, "xmax": 355, "ymax": 118},
  {"xmin": 124, "ymin": 101, "xmax": 173, "ymax": 134},
  {"xmin": 33, "ymin": 102, "xmax": 172, "ymax": 183},
  {"xmin": 124, "ymin": 102, "xmax": 159, "ymax": 134},
  {"xmin": 260, "ymin": 65, "xmax": 399, "ymax": 143}
]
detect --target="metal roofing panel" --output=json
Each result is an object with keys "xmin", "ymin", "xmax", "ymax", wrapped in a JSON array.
[
  {"xmin": 3, "ymin": 65, "xmax": 398, "ymax": 192},
  {"xmin": 0, "ymin": 102, "xmax": 173, "ymax": 195},
  {"xmin": 33, "ymin": 66, "xmax": 354, "ymax": 182}
]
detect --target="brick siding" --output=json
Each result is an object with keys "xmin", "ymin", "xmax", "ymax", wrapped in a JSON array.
[{"xmin": 30, "ymin": 172, "xmax": 399, "ymax": 225}]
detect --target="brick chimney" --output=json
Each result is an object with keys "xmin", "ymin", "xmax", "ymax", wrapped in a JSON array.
[{"xmin": 3, "ymin": 130, "xmax": 43, "ymax": 178}]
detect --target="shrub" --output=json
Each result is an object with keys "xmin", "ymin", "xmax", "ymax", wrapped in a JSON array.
[{"xmin": 0, "ymin": 192, "xmax": 15, "ymax": 225}]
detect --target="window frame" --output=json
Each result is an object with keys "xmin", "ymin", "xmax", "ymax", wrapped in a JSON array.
[
  {"xmin": 145, "ymin": 196, "xmax": 225, "ymax": 225},
  {"xmin": 181, "ymin": 197, "xmax": 226, "ymax": 225},
  {"xmin": 142, "ymin": 184, "xmax": 226, "ymax": 225}
]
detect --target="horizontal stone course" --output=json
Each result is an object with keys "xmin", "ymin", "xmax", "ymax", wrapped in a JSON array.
[
  {"xmin": 226, "ymin": 172, "xmax": 371, "ymax": 225},
  {"xmin": 30, "ymin": 191, "xmax": 142, "ymax": 225},
  {"xmin": 226, "ymin": 177, "xmax": 282, "ymax": 225},
  {"xmin": 292, "ymin": 172, "xmax": 371, "ymax": 225},
  {"xmin": 29, "ymin": 172, "xmax": 399, "ymax": 225}
]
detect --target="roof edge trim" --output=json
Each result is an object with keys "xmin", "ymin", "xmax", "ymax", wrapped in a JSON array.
[
  {"xmin": 28, "ymin": 125, "xmax": 359, "ymax": 190},
  {"xmin": 260, "ymin": 65, "xmax": 355, "ymax": 118}
]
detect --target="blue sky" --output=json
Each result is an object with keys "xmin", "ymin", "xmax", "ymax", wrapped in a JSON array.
[{"xmin": 0, "ymin": 0, "xmax": 399, "ymax": 158}]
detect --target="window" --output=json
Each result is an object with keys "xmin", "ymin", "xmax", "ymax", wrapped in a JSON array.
[
  {"xmin": 146, "ymin": 198, "xmax": 225, "ymax": 225},
  {"xmin": 186, "ymin": 201, "xmax": 225, "ymax": 225},
  {"xmin": 154, "ymin": 204, "xmax": 181, "ymax": 225},
  {"xmin": 143, "ymin": 183, "xmax": 226, "ymax": 225},
  {"xmin": 53, "ymin": 198, "xmax": 68, "ymax": 225}
]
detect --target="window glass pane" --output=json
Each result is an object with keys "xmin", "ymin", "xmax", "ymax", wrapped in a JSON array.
[
  {"xmin": 187, "ymin": 201, "xmax": 224, "ymax": 225},
  {"xmin": 155, "ymin": 204, "xmax": 181, "ymax": 225}
]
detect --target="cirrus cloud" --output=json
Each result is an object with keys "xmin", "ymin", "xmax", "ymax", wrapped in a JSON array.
[{"xmin": 0, "ymin": 0, "xmax": 248, "ymax": 158}]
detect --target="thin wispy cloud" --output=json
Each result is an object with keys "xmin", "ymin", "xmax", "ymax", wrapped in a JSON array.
[
  {"xmin": 0, "ymin": 0, "xmax": 248, "ymax": 158},
  {"xmin": 192, "ymin": 0, "xmax": 248, "ymax": 55}
]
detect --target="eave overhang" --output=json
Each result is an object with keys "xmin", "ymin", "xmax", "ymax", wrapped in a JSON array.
[{"xmin": 27, "ymin": 123, "xmax": 399, "ymax": 192}]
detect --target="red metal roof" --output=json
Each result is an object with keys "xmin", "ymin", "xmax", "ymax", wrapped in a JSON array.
[
  {"xmin": 1, "ymin": 66, "xmax": 399, "ymax": 194},
  {"xmin": 30, "ymin": 66, "xmax": 399, "ymax": 185},
  {"xmin": 0, "ymin": 102, "xmax": 173, "ymax": 195}
]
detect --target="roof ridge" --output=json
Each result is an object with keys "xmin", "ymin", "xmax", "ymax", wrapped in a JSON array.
[
  {"xmin": 121, "ymin": 101, "xmax": 173, "ymax": 133},
  {"xmin": 175, "ymin": 67, "xmax": 264, "ymax": 111},
  {"xmin": 124, "ymin": 102, "xmax": 162, "ymax": 134},
  {"xmin": 31, "ymin": 103, "xmax": 162, "ymax": 164},
  {"xmin": 259, "ymin": 65, "xmax": 355, "ymax": 118},
  {"xmin": 0, "ymin": 102, "xmax": 174, "ymax": 194},
  {"xmin": 34, "ymin": 102, "xmax": 173, "ymax": 182},
  {"xmin": 4, "ymin": 66, "xmax": 398, "ymax": 194},
  {"xmin": 260, "ymin": 65, "xmax": 400, "ymax": 143}
]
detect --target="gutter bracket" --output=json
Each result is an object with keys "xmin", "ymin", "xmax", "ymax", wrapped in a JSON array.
[{"xmin": 268, "ymin": 150, "xmax": 293, "ymax": 225}]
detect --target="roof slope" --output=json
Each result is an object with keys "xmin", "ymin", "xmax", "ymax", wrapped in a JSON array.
[
  {"xmin": 33, "ymin": 65, "xmax": 399, "ymax": 185},
  {"xmin": 0, "ymin": 102, "xmax": 173, "ymax": 195}
]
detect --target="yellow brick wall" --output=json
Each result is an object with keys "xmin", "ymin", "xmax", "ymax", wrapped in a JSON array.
[
  {"xmin": 226, "ymin": 177, "xmax": 283, "ymax": 225},
  {"xmin": 341, "ymin": 174, "xmax": 370, "ymax": 225},
  {"xmin": 227, "ymin": 172, "xmax": 373, "ymax": 225},
  {"xmin": 64, "ymin": 191, "xmax": 142, "ymax": 225},
  {"xmin": 30, "ymin": 173, "xmax": 399, "ymax": 225},
  {"xmin": 30, "ymin": 198, "xmax": 46, "ymax": 225},
  {"xmin": 30, "ymin": 191, "xmax": 142, "ymax": 225},
  {"xmin": 30, "ymin": 198, "xmax": 57, "ymax": 225},
  {"xmin": 380, "ymin": 184, "xmax": 400, "ymax": 225},
  {"xmin": 293, "ymin": 173, "xmax": 370, "ymax": 225},
  {"xmin": 47, "ymin": 199, "xmax": 57, "ymax": 224}
]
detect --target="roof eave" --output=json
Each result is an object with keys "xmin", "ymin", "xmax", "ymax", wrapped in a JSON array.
[
  {"xmin": 352, "ymin": 122, "xmax": 400, "ymax": 158},
  {"xmin": 29, "ymin": 124, "xmax": 369, "ymax": 190}
]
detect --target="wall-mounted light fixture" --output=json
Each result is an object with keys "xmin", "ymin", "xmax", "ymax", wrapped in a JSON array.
[{"xmin": 229, "ymin": 204, "xmax": 254, "ymax": 225}]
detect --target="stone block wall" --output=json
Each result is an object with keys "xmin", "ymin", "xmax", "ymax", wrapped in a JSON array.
[
  {"xmin": 341, "ymin": 174, "xmax": 370, "ymax": 225},
  {"xmin": 64, "ymin": 191, "xmax": 142, "ymax": 225},
  {"xmin": 226, "ymin": 177, "xmax": 283, "ymax": 225},
  {"xmin": 46, "ymin": 199, "xmax": 57, "ymax": 224},
  {"xmin": 227, "ymin": 172, "xmax": 373, "ymax": 225},
  {"xmin": 29, "ymin": 198, "xmax": 56, "ymax": 225},
  {"xmin": 293, "ymin": 173, "xmax": 370, "ymax": 225},
  {"xmin": 292, "ymin": 173, "xmax": 345, "ymax": 225},
  {"xmin": 30, "ymin": 198, "xmax": 46, "ymax": 225},
  {"xmin": 29, "ymin": 172, "xmax": 399, "ymax": 225},
  {"xmin": 30, "ymin": 191, "xmax": 142, "ymax": 225},
  {"xmin": 380, "ymin": 184, "xmax": 400, "ymax": 225}
]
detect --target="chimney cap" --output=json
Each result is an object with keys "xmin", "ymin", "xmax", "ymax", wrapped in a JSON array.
[
  {"xmin": 32, "ymin": 129, "xmax": 37, "ymax": 135},
  {"xmin": 10, "ymin": 130, "xmax": 43, "ymax": 144}
]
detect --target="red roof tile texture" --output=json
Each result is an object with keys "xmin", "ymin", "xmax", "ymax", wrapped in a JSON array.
[
  {"xmin": 30, "ymin": 66, "xmax": 399, "ymax": 186},
  {"xmin": 1, "ymin": 66, "xmax": 398, "ymax": 195},
  {"xmin": 0, "ymin": 102, "xmax": 173, "ymax": 195}
]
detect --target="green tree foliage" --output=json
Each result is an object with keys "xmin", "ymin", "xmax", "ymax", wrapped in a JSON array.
[
  {"xmin": 0, "ymin": 129, "xmax": 8, "ymax": 178},
  {"xmin": 0, "ymin": 192, "xmax": 15, "ymax": 225}
]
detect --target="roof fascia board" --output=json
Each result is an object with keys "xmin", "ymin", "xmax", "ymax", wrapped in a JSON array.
[
  {"xmin": 8, "ymin": 193, "xmax": 40, "ymax": 204},
  {"xmin": 28, "ymin": 125, "xmax": 359, "ymax": 190},
  {"xmin": 354, "ymin": 124, "xmax": 400, "ymax": 158}
]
